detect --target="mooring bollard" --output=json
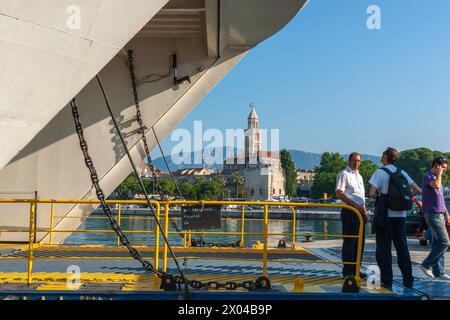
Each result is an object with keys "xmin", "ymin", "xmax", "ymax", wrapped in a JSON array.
[
  {"xmin": 253, "ymin": 240, "xmax": 262, "ymax": 249},
  {"xmin": 292, "ymin": 278, "xmax": 304, "ymax": 292},
  {"xmin": 277, "ymin": 239, "xmax": 287, "ymax": 248}
]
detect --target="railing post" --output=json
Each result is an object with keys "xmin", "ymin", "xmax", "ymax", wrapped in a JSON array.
[
  {"xmin": 116, "ymin": 204, "xmax": 122, "ymax": 247},
  {"xmin": 163, "ymin": 202, "xmax": 169, "ymax": 272},
  {"xmin": 240, "ymin": 205, "xmax": 245, "ymax": 247},
  {"xmin": 49, "ymin": 202, "xmax": 55, "ymax": 246},
  {"xmin": 188, "ymin": 231, "xmax": 192, "ymax": 247},
  {"xmin": 183, "ymin": 231, "xmax": 187, "ymax": 248},
  {"xmin": 263, "ymin": 204, "xmax": 268, "ymax": 277},
  {"xmin": 27, "ymin": 201, "xmax": 36, "ymax": 285},
  {"xmin": 154, "ymin": 202, "xmax": 160, "ymax": 287},
  {"xmin": 33, "ymin": 191, "xmax": 38, "ymax": 243},
  {"xmin": 291, "ymin": 206, "xmax": 296, "ymax": 249},
  {"xmin": 354, "ymin": 206, "xmax": 363, "ymax": 284}
]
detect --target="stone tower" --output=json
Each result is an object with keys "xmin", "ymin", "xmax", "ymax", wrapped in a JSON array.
[{"xmin": 245, "ymin": 104, "xmax": 261, "ymax": 162}]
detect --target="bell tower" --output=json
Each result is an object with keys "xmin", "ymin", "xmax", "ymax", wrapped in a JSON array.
[{"xmin": 245, "ymin": 103, "xmax": 261, "ymax": 161}]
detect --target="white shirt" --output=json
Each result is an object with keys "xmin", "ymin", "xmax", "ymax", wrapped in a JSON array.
[
  {"xmin": 368, "ymin": 164, "xmax": 414, "ymax": 218},
  {"xmin": 336, "ymin": 167, "xmax": 366, "ymax": 206}
]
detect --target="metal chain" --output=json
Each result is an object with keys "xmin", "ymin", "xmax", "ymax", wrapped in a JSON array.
[
  {"xmin": 127, "ymin": 50, "xmax": 241, "ymax": 248},
  {"xmin": 128, "ymin": 50, "xmax": 186, "ymax": 244},
  {"xmin": 128, "ymin": 50, "xmax": 159, "ymax": 196},
  {"xmin": 170, "ymin": 224, "xmax": 241, "ymax": 248},
  {"xmin": 70, "ymin": 98, "xmax": 163, "ymax": 278},
  {"xmin": 70, "ymin": 94, "xmax": 265, "ymax": 292},
  {"xmin": 125, "ymin": 50, "xmax": 265, "ymax": 289}
]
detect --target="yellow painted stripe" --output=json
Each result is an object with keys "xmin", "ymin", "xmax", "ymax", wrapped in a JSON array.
[{"xmin": 20, "ymin": 244, "xmax": 311, "ymax": 255}]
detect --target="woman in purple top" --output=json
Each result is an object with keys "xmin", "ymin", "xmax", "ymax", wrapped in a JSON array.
[{"xmin": 420, "ymin": 157, "xmax": 450, "ymax": 280}]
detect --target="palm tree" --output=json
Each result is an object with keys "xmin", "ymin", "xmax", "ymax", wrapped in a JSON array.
[
  {"xmin": 231, "ymin": 172, "xmax": 244, "ymax": 199},
  {"xmin": 214, "ymin": 176, "xmax": 227, "ymax": 200}
]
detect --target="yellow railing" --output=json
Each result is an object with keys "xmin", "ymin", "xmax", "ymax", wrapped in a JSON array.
[{"xmin": 0, "ymin": 199, "xmax": 364, "ymax": 286}]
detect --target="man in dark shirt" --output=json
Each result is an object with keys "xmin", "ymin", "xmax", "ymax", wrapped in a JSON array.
[{"xmin": 420, "ymin": 157, "xmax": 450, "ymax": 280}]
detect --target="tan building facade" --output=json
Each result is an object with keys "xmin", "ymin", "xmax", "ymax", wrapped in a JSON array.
[
  {"xmin": 223, "ymin": 106, "xmax": 285, "ymax": 201},
  {"xmin": 296, "ymin": 169, "xmax": 317, "ymax": 197}
]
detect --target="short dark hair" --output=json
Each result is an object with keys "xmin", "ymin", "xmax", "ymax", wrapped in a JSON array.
[
  {"xmin": 348, "ymin": 152, "xmax": 361, "ymax": 161},
  {"xmin": 432, "ymin": 156, "xmax": 448, "ymax": 168},
  {"xmin": 383, "ymin": 147, "xmax": 399, "ymax": 164}
]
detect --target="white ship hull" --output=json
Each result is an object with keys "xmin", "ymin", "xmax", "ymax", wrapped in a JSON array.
[{"xmin": 0, "ymin": 0, "xmax": 307, "ymax": 242}]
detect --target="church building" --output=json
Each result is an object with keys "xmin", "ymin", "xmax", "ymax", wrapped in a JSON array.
[{"xmin": 223, "ymin": 105, "xmax": 285, "ymax": 201}]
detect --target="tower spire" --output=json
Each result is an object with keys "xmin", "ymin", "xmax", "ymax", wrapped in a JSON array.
[{"xmin": 247, "ymin": 103, "xmax": 259, "ymax": 129}]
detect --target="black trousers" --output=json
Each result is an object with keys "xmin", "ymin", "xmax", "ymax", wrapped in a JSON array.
[
  {"xmin": 375, "ymin": 217, "xmax": 413, "ymax": 288},
  {"xmin": 341, "ymin": 208, "xmax": 366, "ymax": 277}
]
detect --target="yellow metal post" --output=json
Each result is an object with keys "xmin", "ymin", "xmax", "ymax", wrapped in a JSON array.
[
  {"xmin": 163, "ymin": 202, "xmax": 169, "ymax": 272},
  {"xmin": 188, "ymin": 231, "xmax": 192, "ymax": 247},
  {"xmin": 353, "ymin": 206, "xmax": 363, "ymax": 284},
  {"xmin": 153, "ymin": 202, "xmax": 160, "ymax": 287},
  {"xmin": 262, "ymin": 204, "xmax": 268, "ymax": 277},
  {"xmin": 240, "ymin": 205, "xmax": 245, "ymax": 247},
  {"xmin": 116, "ymin": 204, "xmax": 122, "ymax": 247},
  {"xmin": 27, "ymin": 202, "xmax": 36, "ymax": 285},
  {"xmin": 49, "ymin": 202, "xmax": 55, "ymax": 246},
  {"xmin": 154, "ymin": 203, "xmax": 160, "ymax": 270},
  {"xmin": 290, "ymin": 207, "xmax": 296, "ymax": 249},
  {"xmin": 183, "ymin": 231, "xmax": 187, "ymax": 248}
]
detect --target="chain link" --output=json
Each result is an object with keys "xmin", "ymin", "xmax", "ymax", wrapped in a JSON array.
[
  {"xmin": 70, "ymin": 91, "xmax": 264, "ymax": 292},
  {"xmin": 66, "ymin": 51, "xmax": 270, "ymax": 292},
  {"xmin": 127, "ymin": 50, "xmax": 238, "ymax": 248},
  {"xmin": 128, "ymin": 50, "xmax": 159, "ymax": 195},
  {"xmin": 70, "ymin": 99, "xmax": 170, "ymax": 278}
]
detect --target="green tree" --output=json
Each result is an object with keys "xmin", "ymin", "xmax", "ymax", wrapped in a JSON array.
[
  {"xmin": 178, "ymin": 177, "xmax": 197, "ymax": 200},
  {"xmin": 280, "ymin": 149, "xmax": 298, "ymax": 197},
  {"xmin": 158, "ymin": 178, "xmax": 175, "ymax": 196},
  {"xmin": 141, "ymin": 177, "xmax": 176, "ymax": 197},
  {"xmin": 143, "ymin": 178, "xmax": 154, "ymax": 195},
  {"xmin": 396, "ymin": 148, "xmax": 450, "ymax": 186},
  {"xmin": 231, "ymin": 172, "xmax": 245, "ymax": 198},
  {"xmin": 115, "ymin": 173, "xmax": 140, "ymax": 199},
  {"xmin": 359, "ymin": 160, "xmax": 378, "ymax": 192},
  {"xmin": 213, "ymin": 175, "xmax": 228, "ymax": 200},
  {"xmin": 193, "ymin": 177, "xmax": 221, "ymax": 200},
  {"xmin": 311, "ymin": 152, "xmax": 346, "ymax": 199}
]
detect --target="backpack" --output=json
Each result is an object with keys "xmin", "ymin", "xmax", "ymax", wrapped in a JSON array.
[{"xmin": 380, "ymin": 167, "xmax": 413, "ymax": 211}]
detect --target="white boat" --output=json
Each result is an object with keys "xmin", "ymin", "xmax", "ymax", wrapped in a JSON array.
[{"xmin": 0, "ymin": 0, "xmax": 307, "ymax": 242}]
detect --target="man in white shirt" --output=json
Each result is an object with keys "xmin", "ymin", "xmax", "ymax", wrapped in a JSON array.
[
  {"xmin": 336, "ymin": 152, "xmax": 368, "ymax": 278},
  {"xmin": 369, "ymin": 147, "xmax": 421, "ymax": 289}
]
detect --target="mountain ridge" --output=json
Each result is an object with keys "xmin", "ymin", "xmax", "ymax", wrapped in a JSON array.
[{"xmin": 149, "ymin": 149, "xmax": 381, "ymax": 171}]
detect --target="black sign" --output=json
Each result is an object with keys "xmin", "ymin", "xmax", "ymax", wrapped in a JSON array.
[{"xmin": 181, "ymin": 205, "xmax": 222, "ymax": 230}]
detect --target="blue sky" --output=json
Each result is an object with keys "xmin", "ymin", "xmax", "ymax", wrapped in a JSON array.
[{"xmin": 154, "ymin": 0, "xmax": 450, "ymax": 158}]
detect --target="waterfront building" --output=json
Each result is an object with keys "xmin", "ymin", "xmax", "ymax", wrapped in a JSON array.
[
  {"xmin": 296, "ymin": 168, "xmax": 317, "ymax": 197},
  {"xmin": 139, "ymin": 163, "xmax": 216, "ymax": 183},
  {"xmin": 172, "ymin": 167, "xmax": 217, "ymax": 184},
  {"xmin": 137, "ymin": 163, "xmax": 164, "ymax": 178},
  {"xmin": 223, "ymin": 106, "xmax": 285, "ymax": 201}
]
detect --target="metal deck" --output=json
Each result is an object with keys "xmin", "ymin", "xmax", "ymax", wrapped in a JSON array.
[
  {"xmin": 0, "ymin": 244, "xmax": 425, "ymax": 300},
  {"xmin": 0, "ymin": 199, "xmax": 447, "ymax": 300}
]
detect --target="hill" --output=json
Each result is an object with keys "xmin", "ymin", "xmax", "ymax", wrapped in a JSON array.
[{"xmin": 150, "ymin": 149, "xmax": 380, "ymax": 171}]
